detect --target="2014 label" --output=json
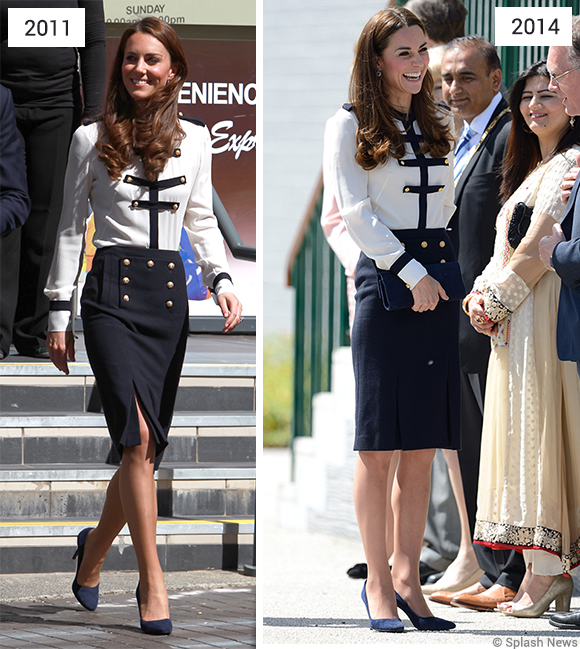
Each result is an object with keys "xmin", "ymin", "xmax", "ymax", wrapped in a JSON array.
[
  {"xmin": 495, "ymin": 7, "xmax": 571, "ymax": 46},
  {"xmin": 511, "ymin": 18, "xmax": 560, "ymax": 36}
]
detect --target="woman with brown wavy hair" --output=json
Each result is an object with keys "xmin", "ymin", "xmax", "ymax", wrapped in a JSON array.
[
  {"xmin": 323, "ymin": 7, "xmax": 457, "ymax": 633},
  {"xmin": 44, "ymin": 17, "xmax": 242, "ymax": 635}
]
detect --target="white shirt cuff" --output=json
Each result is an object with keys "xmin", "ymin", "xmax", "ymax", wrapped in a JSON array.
[
  {"xmin": 48, "ymin": 310, "xmax": 72, "ymax": 332},
  {"xmin": 397, "ymin": 259, "xmax": 428, "ymax": 290},
  {"xmin": 214, "ymin": 278, "xmax": 235, "ymax": 296}
]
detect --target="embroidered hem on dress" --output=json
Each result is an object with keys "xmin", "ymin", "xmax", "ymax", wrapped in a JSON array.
[{"xmin": 474, "ymin": 519, "xmax": 580, "ymax": 575}]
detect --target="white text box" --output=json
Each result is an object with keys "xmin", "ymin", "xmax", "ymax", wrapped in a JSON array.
[
  {"xmin": 8, "ymin": 8, "xmax": 85, "ymax": 48},
  {"xmin": 495, "ymin": 7, "xmax": 572, "ymax": 47}
]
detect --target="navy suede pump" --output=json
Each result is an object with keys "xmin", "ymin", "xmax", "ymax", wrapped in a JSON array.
[
  {"xmin": 361, "ymin": 581, "xmax": 404, "ymax": 632},
  {"xmin": 136, "ymin": 583, "xmax": 173, "ymax": 635},
  {"xmin": 395, "ymin": 591, "xmax": 455, "ymax": 630},
  {"xmin": 72, "ymin": 527, "xmax": 99, "ymax": 611}
]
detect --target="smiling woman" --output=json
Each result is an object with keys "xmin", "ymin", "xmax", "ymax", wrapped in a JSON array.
[
  {"xmin": 44, "ymin": 16, "xmax": 242, "ymax": 636},
  {"xmin": 464, "ymin": 59, "xmax": 580, "ymax": 617},
  {"xmin": 323, "ymin": 6, "xmax": 458, "ymax": 634},
  {"xmin": 121, "ymin": 32, "xmax": 176, "ymax": 103}
]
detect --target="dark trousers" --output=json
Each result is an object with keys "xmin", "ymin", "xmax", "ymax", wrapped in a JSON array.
[
  {"xmin": 476, "ymin": 545, "xmax": 526, "ymax": 591},
  {"xmin": 458, "ymin": 368, "xmax": 486, "ymax": 536},
  {"xmin": 0, "ymin": 105, "xmax": 75, "ymax": 356}
]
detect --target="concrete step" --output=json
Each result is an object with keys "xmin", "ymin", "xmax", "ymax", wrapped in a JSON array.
[
  {"xmin": 0, "ymin": 411, "xmax": 256, "ymax": 466},
  {"xmin": 0, "ymin": 333, "xmax": 256, "ymax": 413},
  {"xmin": 0, "ymin": 374, "xmax": 255, "ymax": 414},
  {"xmin": 0, "ymin": 462, "xmax": 255, "ymax": 520},
  {"xmin": 0, "ymin": 516, "xmax": 255, "ymax": 574},
  {"xmin": 0, "ymin": 334, "xmax": 256, "ymax": 574}
]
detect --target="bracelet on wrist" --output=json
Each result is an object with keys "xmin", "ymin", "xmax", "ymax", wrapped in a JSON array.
[{"xmin": 462, "ymin": 291, "xmax": 482, "ymax": 316}]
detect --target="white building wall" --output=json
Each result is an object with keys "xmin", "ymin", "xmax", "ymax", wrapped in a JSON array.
[{"xmin": 264, "ymin": 0, "xmax": 388, "ymax": 332}]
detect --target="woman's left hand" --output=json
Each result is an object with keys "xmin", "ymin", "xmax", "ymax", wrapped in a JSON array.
[
  {"xmin": 217, "ymin": 293, "xmax": 243, "ymax": 333},
  {"xmin": 411, "ymin": 274, "xmax": 448, "ymax": 312},
  {"xmin": 468, "ymin": 294, "xmax": 497, "ymax": 336}
]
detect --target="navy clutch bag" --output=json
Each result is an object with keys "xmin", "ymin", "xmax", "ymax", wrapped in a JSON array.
[{"xmin": 376, "ymin": 261, "xmax": 466, "ymax": 311}]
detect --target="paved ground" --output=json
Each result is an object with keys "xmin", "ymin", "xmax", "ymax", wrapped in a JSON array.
[
  {"xmin": 0, "ymin": 571, "xmax": 255, "ymax": 648},
  {"xmin": 262, "ymin": 447, "xmax": 580, "ymax": 646}
]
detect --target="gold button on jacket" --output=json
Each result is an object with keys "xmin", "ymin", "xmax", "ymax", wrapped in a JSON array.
[
  {"xmin": 123, "ymin": 259, "xmax": 130, "ymax": 266},
  {"xmin": 147, "ymin": 260, "xmax": 154, "ymax": 268},
  {"xmin": 166, "ymin": 300, "xmax": 173, "ymax": 308},
  {"xmin": 123, "ymin": 295, "xmax": 130, "ymax": 302}
]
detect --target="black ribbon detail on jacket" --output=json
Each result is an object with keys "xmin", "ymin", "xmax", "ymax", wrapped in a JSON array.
[{"xmin": 123, "ymin": 174, "xmax": 186, "ymax": 249}]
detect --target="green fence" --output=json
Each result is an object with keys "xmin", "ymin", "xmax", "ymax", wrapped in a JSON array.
[
  {"xmin": 287, "ymin": 178, "xmax": 350, "ymax": 442},
  {"xmin": 287, "ymin": 0, "xmax": 580, "ymax": 443}
]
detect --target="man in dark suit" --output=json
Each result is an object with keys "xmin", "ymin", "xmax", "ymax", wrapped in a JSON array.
[
  {"xmin": 539, "ymin": 23, "xmax": 580, "ymax": 632},
  {"xmin": 0, "ymin": 85, "xmax": 30, "ymax": 360},
  {"xmin": 427, "ymin": 36, "xmax": 526, "ymax": 612},
  {"xmin": 0, "ymin": 85, "xmax": 29, "ymax": 237}
]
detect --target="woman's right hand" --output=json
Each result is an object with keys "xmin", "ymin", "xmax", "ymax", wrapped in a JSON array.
[
  {"xmin": 467, "ymin": 294, "xmax": 496, "ymax": 336},
  {"xmin": 47, "ymin": 331, "xmax": 75, "ymax": 375},
  {"xmin": 411, "ymin": 274, "xmax": 448, "ymax": 312}
]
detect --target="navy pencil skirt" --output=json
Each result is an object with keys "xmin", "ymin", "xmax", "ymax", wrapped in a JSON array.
[
  {"xmin": 81, "ymin": 246, "xmax": 189, "ymax": 470},
  {"xmin": 352, "ymin": 230, "xmax": 461, "ymax": 452}
]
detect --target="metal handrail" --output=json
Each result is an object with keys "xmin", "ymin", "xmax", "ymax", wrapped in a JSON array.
[{"xmin": 213, "ymin": 187, "xmax": 256, "ymax": 262}]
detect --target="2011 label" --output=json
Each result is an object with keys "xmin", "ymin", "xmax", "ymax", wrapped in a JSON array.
[
  {"xmin": 25, "ymin": 19, "xmax": 69, "ymax": 38},
  {"xmin": 495, "ymin": 7, "xmax": 571, "ymax": 46},
  {"xmin": 8, "ymin": 8, "xmax": 85, "ymax": 47}
]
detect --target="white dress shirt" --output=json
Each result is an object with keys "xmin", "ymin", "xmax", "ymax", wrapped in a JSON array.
[
  {"xmin": 457, "ymin": 92, "xmax": 503, "ymax": 168},
  {"xmin": 323, "ymin": 106, "xmax": 455, "ymax": 289},
  {"xmin": 45, "ymin": 119, "xmax": 234, "ymax": 331}
]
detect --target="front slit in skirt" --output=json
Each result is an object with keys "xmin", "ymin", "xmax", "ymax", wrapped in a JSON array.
[{"xmin": 81, "ymin": 246, "xmax": 189, "ymax": 470}]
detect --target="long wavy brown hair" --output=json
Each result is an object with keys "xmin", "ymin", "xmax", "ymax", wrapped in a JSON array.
[
  {"xmin": 500, "ymin": 60, "xmax": 580, "ymax": 203},
  {"xmin": 96, "ymin": 17, "xmax": 188, "ymax": 181},
  {"xmin": 349, "ymin": 8, "xmax": 452, "ymax": 170}
]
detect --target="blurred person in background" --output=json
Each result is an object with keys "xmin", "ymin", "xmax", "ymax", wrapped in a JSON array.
[{"xmin": 0, "ymin": 0, "xmax": 106, "ymax": 360}]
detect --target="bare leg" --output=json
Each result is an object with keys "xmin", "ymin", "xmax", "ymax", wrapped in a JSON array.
[
  {"xmin": 118, "ymin": 398, "xmax": 169, "ymax": 621},
  {"xmin": 385, "ymin": 450, "xmax": 400, "ymax": 563},
  {"xmin": 391, "ymin": 448, "xmax": 436, "ymax": 618},
  {"xmin": 76, "ymin": 396, "xmax": 168, "ymax": 621},
  {"xmin": 353, "ymin": 450, "xmax": 398, "ymax": 619},
  {"xmin": 430, "ymin": 450, "xmax": 481, "ymax": 589},
  {"xmin": 76, "ymin": 468, "xmax": 126, "ymax": 587}
]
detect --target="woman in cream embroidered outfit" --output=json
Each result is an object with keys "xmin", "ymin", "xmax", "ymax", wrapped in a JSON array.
[
  {"xmin": 465, "ymin": 61, "xmax": 580, "ymax": 617},
  {"xmin": 44, "ymin": 18, "xmax": 242, "ymax": 635}
]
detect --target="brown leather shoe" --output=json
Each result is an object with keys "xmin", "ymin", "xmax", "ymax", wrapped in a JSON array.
[
  {"xmin": 429, "ymin": 582, "xmax": 486, "ymax": 606},
  {"xmin": 451, "ymin": 585, "xmax": 517, "ymax": 611}
]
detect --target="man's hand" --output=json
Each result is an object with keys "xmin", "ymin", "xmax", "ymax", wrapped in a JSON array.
[
  {"xmin": 539, "ymin": 223, "xmax": 566, "ymax": 271},
  {"xmin": 561, "ymin": 151, "xmax": 580, "ymax": 204}
]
